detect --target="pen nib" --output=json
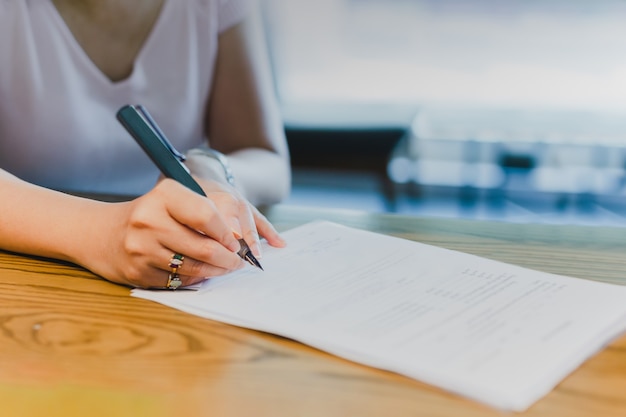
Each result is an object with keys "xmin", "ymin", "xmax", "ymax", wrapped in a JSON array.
[
  {"xmin": 245, "ymin": 253, "xmax": 264, "ymax": 271},
  {"xmin": 237, "ymin": 239, "xmax": 263, "ymax": 270}
]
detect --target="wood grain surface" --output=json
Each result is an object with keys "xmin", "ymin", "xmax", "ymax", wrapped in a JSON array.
[{"xmin": 2, "ymin": 204, "xmax": 626, "ymax": 417}]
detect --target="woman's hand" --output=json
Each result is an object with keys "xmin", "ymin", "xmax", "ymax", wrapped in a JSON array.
[
  {"xmin": 194, "ymin": 177, "xmax": 286, "ymax": 259},
  {"xmin": 82, "ymin": 178, "xmax": 284, "ymax": 289}
]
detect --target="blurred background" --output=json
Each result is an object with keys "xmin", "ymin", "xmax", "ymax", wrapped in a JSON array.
[{"xmin": 262, "ymin": 0, "xmax": 626, "ymax": 225}]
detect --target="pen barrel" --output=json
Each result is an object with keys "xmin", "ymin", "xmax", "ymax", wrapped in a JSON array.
[{"xmin": 116, "ymin": 105, "xmax": 206, "ymax": 196}]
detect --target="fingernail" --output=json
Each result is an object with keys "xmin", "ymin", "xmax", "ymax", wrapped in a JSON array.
[
  {"xmin": 252, "ymin": 242, "xmax": 262, "ymax": 259},
  {"xmin": 227, "ymin": 240, "xmax": 240, "ymax": 253}
]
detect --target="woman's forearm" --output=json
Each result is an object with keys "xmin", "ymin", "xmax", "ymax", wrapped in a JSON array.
[
  {"xmin": 226, "ymin": 148, "xmax": 290, "ymax": 206},
  {"xmin": 0, "ymin": 170, "xmax": 114, "ymax": 264},
  {"xmin": 0, "ymin": 170, "xmax": 264, "ymax": 288},
  {"xmin": 185, "ymin": 147, "xmax": 291, "ymax": 206}
]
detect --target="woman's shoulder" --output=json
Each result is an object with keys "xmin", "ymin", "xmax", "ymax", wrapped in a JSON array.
[{"xmin": 193, "ymin": 0, "xmax": 252, "ymax": 30}]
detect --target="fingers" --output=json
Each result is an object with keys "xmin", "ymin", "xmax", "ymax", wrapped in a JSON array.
[
  {"xmin": 108, "ymin": 178, "xmax": 285, "ymax": 289},
  {"xmin": 195, "ymin": 177, "xmax": 263, "ymax": 257},
  {"xmin": 121, "ymin": 241, "xmax": 244, "ymax": 289},
  {"xmin": 204, "ymin": 189, "xmax": 286, "ymax": 260},
  {"xmin": 198, "ymin": 183, "xmax": 287, "ymax": 258},
  {"xmin": 160, "ymin": 180, "xmax": 241, "ymax": 253},
  {"xmin": 252, "ymin": 206, "xmax": 286, "ymax": 249},
  {"xmin": 123, "ymin": 264, "xmax": 231, "ymax": 289},
  {"xmin": 235, "ymin": 197, "xmax": 261, "ymax": 257},
  {"xmin": 157, "ymin": 218, "xmax": 243, "ymax": 272}
]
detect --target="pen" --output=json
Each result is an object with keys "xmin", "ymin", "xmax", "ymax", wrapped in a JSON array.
[{"xmin": 116, "ymin": 104, "xmax": 263, "ymax": 270}]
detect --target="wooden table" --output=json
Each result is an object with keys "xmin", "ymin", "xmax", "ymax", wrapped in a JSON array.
[{"xmin": 2, "ymin": 204, "xmax": 626, "ymax": 417}]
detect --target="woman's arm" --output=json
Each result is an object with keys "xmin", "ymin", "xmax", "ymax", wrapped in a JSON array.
[
  {"xmin": 188, "ymin": 4, "xmax": 291, "ymax": 206},
  {"xmin": 0, "ymin": 169, "xmax": 257, "ymax": 288}
]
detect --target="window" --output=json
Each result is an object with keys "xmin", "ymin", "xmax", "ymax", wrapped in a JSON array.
[
  {"xmin": 264, "ymin": 0, "xmax": 626, "ymax": 222},
  {"xmin": 264, "ymin": 0, "xmax": 626, "ymax": 127}
]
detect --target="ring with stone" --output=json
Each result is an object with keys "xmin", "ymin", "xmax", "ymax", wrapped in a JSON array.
[
  {"xmin": 168, "ymin": 253, "xmax": 184, "ymax": 273},
  {"xmin": 166, "ymin": 272, "xmax": 182, "ymax": 290},
  {"xmin": 166, "ymin": 253, "xmax": 184, "ymax": 290}
]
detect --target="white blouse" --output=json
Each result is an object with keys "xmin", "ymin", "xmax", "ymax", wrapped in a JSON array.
[{"xmin": 0, "ymin": 0, "xmax": 249, "ymax": 195}]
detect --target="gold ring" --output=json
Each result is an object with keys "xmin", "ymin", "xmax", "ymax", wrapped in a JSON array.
[
  {"xmin": 166, "ymin": 272, "xmax": 182, "ymax": 290},
  {"xmin": 166, "ymin": 253, "xmax": 184, "ymax": 290}
]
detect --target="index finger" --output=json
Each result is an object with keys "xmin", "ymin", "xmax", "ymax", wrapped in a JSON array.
[{"xmin": 163, "ymin": 181, "xmax": 241, "ymax": 253}]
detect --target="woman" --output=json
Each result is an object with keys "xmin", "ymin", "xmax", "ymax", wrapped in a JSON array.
[{"xmin": 0, "ymin": 0, "xmax": 290, "ymax": 288}]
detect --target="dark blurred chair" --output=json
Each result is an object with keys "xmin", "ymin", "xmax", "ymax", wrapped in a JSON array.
[{"xmin": 285, "ymin": 126, "xmax": 406, "ymax": 211}]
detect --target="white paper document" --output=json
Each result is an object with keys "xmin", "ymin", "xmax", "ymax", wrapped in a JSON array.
[{"xmin": 133, "ymin": 221, "xmax": 626, "ymax": 411}]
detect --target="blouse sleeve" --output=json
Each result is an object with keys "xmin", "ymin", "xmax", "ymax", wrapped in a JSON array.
[{"xmin": 218, "ymin": 0, "xmax": 252, "ymax": 33}]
